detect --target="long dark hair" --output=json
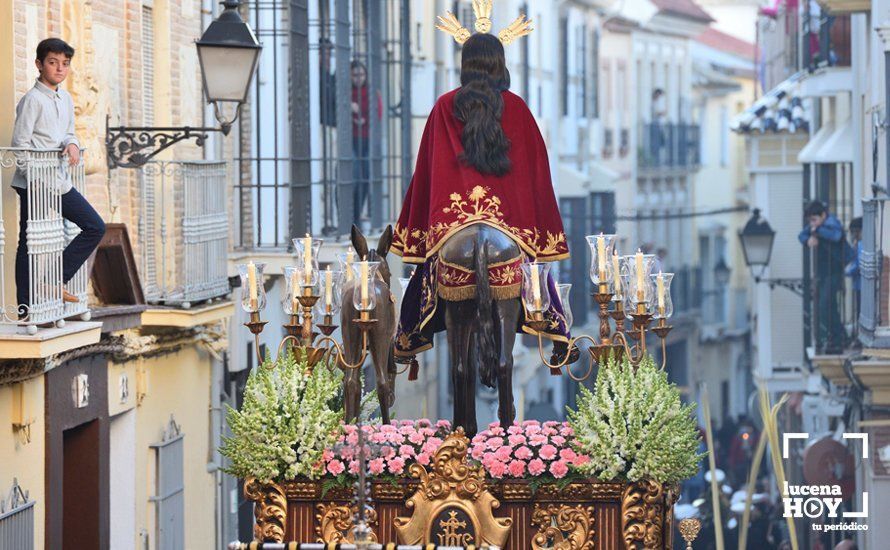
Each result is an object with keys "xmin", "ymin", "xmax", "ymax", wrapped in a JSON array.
[{"xmin": 454, "ymin": 34, "xmax": 511, "ymax": 176}]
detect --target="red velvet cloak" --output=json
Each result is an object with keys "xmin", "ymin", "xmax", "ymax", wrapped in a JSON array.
[{"xmin": 390, "ymin": 89, "xmax": 569, "ymax": 263}]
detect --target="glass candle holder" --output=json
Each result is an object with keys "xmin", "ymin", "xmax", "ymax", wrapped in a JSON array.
[
  {"xmin": 293, "ymin": 236, "xmax": 323, "ymax": 286},
  {"xmin": 650, "ymin": 272, "xmax": 674, "ymax": 319},
  {"xmin": 314, "ymin": 269, "xmax": 345, "ymax": 317},
  {"xmin": 282, "ymin": 265, "xmax": 303, "ymax": 316},
  {"xmin": 585, "ymin": 234, "xmax": 617, "ymax": 288},
  {"xmin": 626, "ymin": 253, "xmax": 656, "ymax": 313},
  {"xmin": 238, "ymin": 262, "xmax": 266, "ymax": 313},
  {"xmin": 520, "ymin": 262, "xmax": 551, "ymax": 314},
  {"xmin": 337, "ymin": 247, "xmax": 357, "ymax": 282},
  {"xmin": 613, "ymin": 254, "xmax": 630, "ymax": 302},
  {"xmin": 556, "ymin": 283, "xmax": 573, "ymax": 330},
  {"xmin": 351, "ymin": 261, "xmax": 380, "ymax": 312}
]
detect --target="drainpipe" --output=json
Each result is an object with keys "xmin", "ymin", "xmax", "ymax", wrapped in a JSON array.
[{"xmin": 878, "ymin": 23, "xmax": 890, "ymax": 196}]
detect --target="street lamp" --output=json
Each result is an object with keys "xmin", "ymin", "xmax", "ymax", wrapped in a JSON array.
[
  {"xmin": 738, "ymin": 208, "xmax": 803, "ymax": 296},
  {"xmin": 105, "ymin": 0, "xmax": 262, "ymax": 169},
  {"xmin": 738, "ymin": 209, "xmax": 775, "ymax": 269},
  {"xmin": 196, "ymin": 0, "xmax": 262, "ymax": 135}
]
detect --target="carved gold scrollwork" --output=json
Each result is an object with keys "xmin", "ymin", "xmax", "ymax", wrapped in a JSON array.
[
  {"xmin": 621, "ymin": 479, "xmax": 665, "ymax": 549},
  {"xmin": 394, "ymin": 428, "xmax": 512, "ymax": 547},
  {"xmin": 531, "ymin": 504, "xmax": 596, "ymax": 550},
  {"xmin": 315, "ymin": 503, "xmax": 379, "ymax": 544},
  {"xmin": 244, "ymin": 477, "xmax": 287, "ymax": 542}
]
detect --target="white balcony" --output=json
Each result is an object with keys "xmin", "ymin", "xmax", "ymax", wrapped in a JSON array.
[
  {"xmin": 137, "ymin": 160, "xmax": 230, "ymax": 308},
  {"xmin": 0, "ymin": 147, "xmax": 92, "ymax": 334}
]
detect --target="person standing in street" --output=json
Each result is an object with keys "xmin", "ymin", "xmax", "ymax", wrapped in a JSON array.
[{"xmin": 11, "ymin": 38, "xmax": 106, "ymax": 312}]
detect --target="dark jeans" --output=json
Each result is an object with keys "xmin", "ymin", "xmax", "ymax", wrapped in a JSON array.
[
  {"xmin": 815, "ymin": 276, "xmax": 844, "ymax": 353},
  {"xmin": 15, "ymin": 187, "xmax": 106, "ymax": 306},
  {"xmin": 353, "ymin": 136, "xmax": 370, "ymax": 222}
]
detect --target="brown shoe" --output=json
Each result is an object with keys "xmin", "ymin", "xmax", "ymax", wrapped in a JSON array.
[{"xmin": 62, "ymin": 289, "xmax": 80, "ymax": 303}]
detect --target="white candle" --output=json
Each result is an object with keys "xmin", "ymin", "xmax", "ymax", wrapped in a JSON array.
[
  {"xmin": 324, "ymin": 266, "xmax": 333, "ymax": 311},
  {"xmin": 290, "ymin": 268, "xmax": 299, "ymax": 313},
  {"xmin": 530, "ymin": 264, "xmax": 542, "ymax": 311},
  {"xmin": 247, "ymin": 261, "xmax": 258, "ymax": 310},
  {"xmin": 303, "ymin": 235, "xmax": 313, "ymax": 284},
  {"xmin": 635, "ymin": 249, "xmax": 644, "ymax": 299},
  {"xmin": 360, "ymin": 259, "xmax": 369, "ymax": 308},
  {"xmin": 612, "ymin": 252, "xmax": 621, "ymax": 295},
  {"xmin": 345, "ymin": 246, "xmax": 355, "ymax": 281},
  {"xmin": 596, "ymin": 233, "xmax": 606, "ymax": 281},
  {"xmin": 657, "ymin": 271, "xmax": 665, "ymax": 311}
]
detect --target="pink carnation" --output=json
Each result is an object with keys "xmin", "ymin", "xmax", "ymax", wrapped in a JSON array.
[
  {"xmin": 539, "ymin": 444, "xmax": 558, "ymax": 461},
  {"xmin": 572, "ymin": 454, "xmax": 590, "ymax": 467},
  {"xmin": 541, "ymin": 426, "xmax": 557, "ymax": 436},
  {"xmin": 348, "ymin": 460, "xmax": 360, "ymax": 475},
  {"xmin": 416, "ymin": 452, "xmax": 431, "ymax": 466},
  {"xmin": 507, "ymin": 424, "xmax": 523, "ymax": 435},
  {"xmin": 486, "ymin": 437, "xmax": 503, "ymax": 451},
  {"xmin": 471, "ymin": 445, "xmax": 485, "ymax": 461},
  {"xmin": 327, "ymin": 459, "xmax": 345, "ymax": 475},
  {"xmin": 525, "ymin": 424, "xmax": 542, "ymax": 436},
  {"xmin": 388, "ymin": 456, "xmax": 406, "ymax": 475},
  {"xmin": 408, "ymin": 431, "xmax": 425, "ymax": 445},
  {"xmin": 368, "ymin": 458, "xmax": 385, "ymax": 475},
  {"xmin": 488, "ymin": 460, "xmax": 507, "ymax": 479},
  {"xmin": 508, "ymin": 434, "xmax": 527, "ymax": 446},
  {"xmin": 399, "ymin": 444, "xmax": 416, "ymax": 457},
  {"xmin": 436, "ymin": 419, "xmax": 451, "ymax": 430},
  {"xmin": 549, "ymin": 460, "xmax": 569, "ymax": 479},
  {"xmin": 514, "ymin": 446, "xmax": 533, "ymax": 460},
  {"xmin": 494, "ymin": 445, "xmax": 512, "ymax": 462},
  {"xmin": 528, "ymin": 459, "xmax": 546, "ymax": 476},
  {"xmin": 559, "ymin": 448, "xmax": 577, "ymax": 462},
  {"xmin": 521, "ymin": 420, "xmax": 538, "ymax": 427},
  {"xmin": 551, "ymin": 435, "xmax": 566, "ymax": 446},
  {"xmin": 323, "ymin": 448, "xmax": 334, "ymax": 461},
  {"xmin": 529, "ymin": 434, "xmax": 548, "ymax": 447},
  {"xmin": 507, "ymin": 460, "xmax": 527, "ymax": 477},
  {"xmin": 346, "ymin": 432, "xmax": 359, "ymax": 446}
]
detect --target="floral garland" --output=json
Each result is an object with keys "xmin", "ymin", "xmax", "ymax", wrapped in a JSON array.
[{"xmin": 470, "ymin": 421, "xmax": 590, "ymax": 479}]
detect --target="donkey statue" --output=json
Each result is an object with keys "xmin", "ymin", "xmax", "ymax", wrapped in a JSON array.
[{"xmin": 341, "ymin": 225, "xmax": 397, "ymax": 424}]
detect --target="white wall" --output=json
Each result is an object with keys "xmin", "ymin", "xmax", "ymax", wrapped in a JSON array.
[{"xmin": 110, "ymin": 410, "xmax": 137, "ymax": 550}]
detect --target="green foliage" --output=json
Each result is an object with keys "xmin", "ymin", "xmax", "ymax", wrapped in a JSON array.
[
  {"xmin": 567, "ymin": 354, "xmax": 702, "ymax": 484},
  {"xmin": 220, "ymin": 353, "xmax": 344, "ymax": 483}
]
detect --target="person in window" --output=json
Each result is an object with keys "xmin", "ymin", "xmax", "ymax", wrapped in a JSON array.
[
  {"xmin": 351, "ymin": 61, "xmax": 381, "ymax": 225},
  {"xmin": 650, "ymin": 88, "xmax": 667, "ymax": 163},
  {"xmin": 798, "ymin": 201, "xmax": 845, "ymax": 353}
]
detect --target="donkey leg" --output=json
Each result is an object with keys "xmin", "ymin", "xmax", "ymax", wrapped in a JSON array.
[
  {"xmin": 369, "ymin": 333, "xmax": 393, "ymax": 425},
  {"xmin": 494, "ymin": 298, "xmax": 520, "ymax": 427},
  {"xmin": 343, "ymin": 367, "xmax": 362, "ymax": 423},
  {"xmin": 445, "ymin": 300, "xmax": 475, "ymax": 434}
]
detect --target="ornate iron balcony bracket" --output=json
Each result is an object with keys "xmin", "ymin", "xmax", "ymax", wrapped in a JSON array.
[{"xmin": 105, "ymin": 115, "xmax": 223, "ymax": 170}]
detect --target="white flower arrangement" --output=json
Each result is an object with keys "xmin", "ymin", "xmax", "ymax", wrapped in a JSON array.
[
  {"xmin": 567, "ymin": 354, "xmax": 702, "ymax": 484},
  {"xmin": 221, "ymin": 353, "xmax": 344, "ymax": 483}
]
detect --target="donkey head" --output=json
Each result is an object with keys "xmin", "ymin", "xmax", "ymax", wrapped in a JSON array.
[{"xmin": 350, "ymin": 224, "xmax": 394, "ymax": 287}]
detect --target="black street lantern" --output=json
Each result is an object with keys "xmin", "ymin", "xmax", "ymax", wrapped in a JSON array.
[
  {"xmin": 196, "ymin": 0, "xmax": 262, "ymax": 135},
  {"xmin": 106, "ymin": 0, "xmax": 261, "ymax": 168},
  {"xmin": 714, "ymin": 257, "xmax": 731, "ymax": 287},
  {"xmin": 738, "ymin": 208, "xmax": 776, "ymax": 269}
]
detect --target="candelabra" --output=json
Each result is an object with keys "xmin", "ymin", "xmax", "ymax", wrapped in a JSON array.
[
  {"xmin": 237, "ymin": 238, "xmax": 382, "ymax": 545},
  {"xmin": 524, "ymin": 234, "xmax": 676, "ymax": 380}
]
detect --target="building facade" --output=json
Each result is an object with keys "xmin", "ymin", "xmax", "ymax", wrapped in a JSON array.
[{"xmin": 0, "ymin": 1, "xmax": 236, "ymax": 548}]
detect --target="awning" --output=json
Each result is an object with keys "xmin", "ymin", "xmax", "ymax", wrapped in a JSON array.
[{"xmin": 797, "ymin": 116, "xmax": 853, "ymax": 164}]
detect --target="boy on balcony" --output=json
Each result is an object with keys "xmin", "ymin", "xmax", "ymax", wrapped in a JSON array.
[
  {"xmin": 798, "ymin": 200, "xmax": 845, "ymax": 353},
  {"xmin": 10, "ymin": 38, "xmax": 105, "ymax": 309}
]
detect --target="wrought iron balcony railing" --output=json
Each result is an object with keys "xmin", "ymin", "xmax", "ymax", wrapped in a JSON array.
[
  {"xmin": 138, "ymin": 160, "xmax": 230, "ymax": 307},
  {"xmin": 0, "ymin": 147, "xmax": 91, "ymax": 333},
  {"xmin": 638, "ymin": 123, "xmax": 701, "ymax": 170}
]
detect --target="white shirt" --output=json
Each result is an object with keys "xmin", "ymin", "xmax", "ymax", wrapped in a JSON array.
[{"xmin": 11, "ymin": 79, "xmax": 79, "ymax": 193}]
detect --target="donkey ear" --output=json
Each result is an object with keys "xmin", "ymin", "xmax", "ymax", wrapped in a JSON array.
[
  {"xmin": 376, "ymin": 225, "xmax": 394, "ymax": 258},
  {"xmin": 351, "ymin": 224, "xmax": 369, "ymax": 259}
]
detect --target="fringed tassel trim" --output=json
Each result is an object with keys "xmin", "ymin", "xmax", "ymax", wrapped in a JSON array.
[{"xmin": 437, "ymin": 283, "xmax": 520, "ymax": 301}]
